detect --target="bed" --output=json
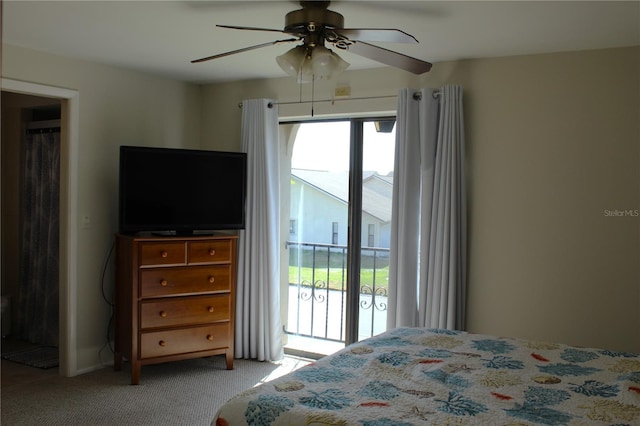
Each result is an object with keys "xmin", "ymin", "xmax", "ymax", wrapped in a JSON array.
[{"xmin": 213, "ymin": 327, "xmax": 640, "ymax": 425}]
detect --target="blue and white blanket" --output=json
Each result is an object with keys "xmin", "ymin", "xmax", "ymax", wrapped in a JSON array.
[{"xmin": 213, "ymin": 328, "xmax": 640, "ymax": 425}]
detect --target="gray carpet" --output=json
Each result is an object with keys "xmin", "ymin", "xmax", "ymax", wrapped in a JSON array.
[{"xmin": 1, "ymin": 355, "xmax": 310, "ymax": 426}]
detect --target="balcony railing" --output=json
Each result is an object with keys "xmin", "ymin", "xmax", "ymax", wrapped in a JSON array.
[{"xmin": 285, "ymin": 241, "xmax": 389, "ymax": 343}]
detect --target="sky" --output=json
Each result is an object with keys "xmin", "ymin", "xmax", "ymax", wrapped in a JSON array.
[{"xmin": 291, "ymin": 121, "xmax": 395, "ymax": 174}]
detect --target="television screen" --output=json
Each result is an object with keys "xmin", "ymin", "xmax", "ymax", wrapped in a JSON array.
[{"xmin": 118, "ymin": 146, "xmax": 247, "ymax": 234}]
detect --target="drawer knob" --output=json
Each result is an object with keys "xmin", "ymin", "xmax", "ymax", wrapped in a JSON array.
[
  {"xmin": 159, "ymin": 340, "xmax": 166, "ymax": 347},
  {"xmin": 208, "ymin": 306, "xmax": 215, "ymax": 313},
  {"xmin": 209, "ymin": 249, "xmax": 216, "ymax": 256},
  {"xmin": 160, "ymin": 311, "xmax": 167, "ymax": 318},
  {"xmin": 206, "ymin": 334, "xmax": 214, "ymax": 341},
  {"xmin": 161, "ymin": 279, "xmax": 168, "ymax": 287},
  {"xmin": 208, "ymin": 276, "xmax": 215, "ymax": 284},
  {"xmin": 161, "ymin": 251, "xmax": 168, "ymax": 258}
]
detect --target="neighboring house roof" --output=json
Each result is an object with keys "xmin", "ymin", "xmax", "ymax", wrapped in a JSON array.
[
  {"xmin": 363, "ymin": 173, "xmax": 394, "ymax": 199},
  {"xmin": 291, "ymin": 169, "xmax": 393, "ymax": 223},
  {"xmin": 376, "ymin": 174, "xmax": 394, "ymax": 186}
]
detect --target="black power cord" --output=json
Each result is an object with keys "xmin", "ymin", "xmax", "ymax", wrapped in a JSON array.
[{"xmin": 98, "ymin": 239, "xmax": 116, "ymax": 365}]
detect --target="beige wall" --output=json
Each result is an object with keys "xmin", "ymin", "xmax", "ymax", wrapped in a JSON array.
[
  {"xmin": 464, "ymin": 48, "xmax": 639, "ymax": 352},
  {"xmin": 202, "ymin": 46, "xmax": 639, "ymax": 353},
  {"xmin": 200, "ymin": 60, "xmax": 468, "ymax": 150},
  {"xmin": 2, "ymin": 45, "xmax": 202, "ymax": 372}
]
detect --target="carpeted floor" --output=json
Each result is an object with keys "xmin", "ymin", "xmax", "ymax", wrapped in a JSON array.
[{"xmin": 1, "ymin": 353, "xmax": 310, "ymax": 426}]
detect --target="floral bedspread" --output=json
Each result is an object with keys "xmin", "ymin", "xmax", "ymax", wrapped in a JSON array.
[{"xmin": 213, "ymin": 328, "xmax": 640, "ymax": 425}]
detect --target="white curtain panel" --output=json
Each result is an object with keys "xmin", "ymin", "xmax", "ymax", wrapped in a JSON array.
[
  {"xmin": 387, "ymin": 85, "xmax": 467, "ymax": 331},
  {"xmin": 235, "ymin": 99, "xmax": 284, "ymax": 361}
]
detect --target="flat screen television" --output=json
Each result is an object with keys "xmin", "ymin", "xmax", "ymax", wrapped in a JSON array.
[{"xmin": 118, "ymin": 145, "xmax": 247, "ymax": 235}]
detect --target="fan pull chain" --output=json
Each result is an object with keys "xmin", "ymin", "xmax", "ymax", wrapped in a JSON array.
[
  {"xmin": 311, "ymin": 77, "xmax": 315, "ymax": 117},
  {"xmin": 299, "ymin": 77, "xmax": 303, "ymax": 104}
]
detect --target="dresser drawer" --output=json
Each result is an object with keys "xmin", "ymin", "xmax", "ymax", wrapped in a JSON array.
[
  {"xmin": 188, "ymin": 239, "xmax": 232, "ymax": 264},
  {"xmin": 139, "ymin": 241, "xmax": 186, "ymax": 266},
  {"xmin": 140, "ymin": 294, "xmax": 230, "ymax": 329},
  {"xmin": 140, "ymin": 265, "xmax": 231, "ymax": 297},
  {"xmin": 140, "ymin": 323, "xmax": 230, "ymax": 359}
]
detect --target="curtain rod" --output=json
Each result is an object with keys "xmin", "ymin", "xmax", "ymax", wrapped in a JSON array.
[
  {"xmin": 237, "ymin": 90, "xmax": 440, "ymax": 108},
  {"xmin": 26, "ymin": 119, "xmax": 61, "ymax": 134},
  {"xmin": 26, "ymin": 127, "xmax": 60, "ymax": 135},
  {"xmin": 27, "ymin": 119, "xmax": 60, "ymax": 129}
]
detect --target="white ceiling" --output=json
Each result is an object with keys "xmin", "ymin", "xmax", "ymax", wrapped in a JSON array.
[{"xmin": 4, "ymin": 1, "xmax": 639, "ymax": 84}]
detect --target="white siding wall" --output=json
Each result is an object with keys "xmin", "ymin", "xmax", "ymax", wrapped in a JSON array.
[
  {"xmin": 289, "ymin": 177, "xmax": 348, "ymax": 246},
  {"xmin": 290, "ymin": 177, "xmax": 390, "ymax": 248}
]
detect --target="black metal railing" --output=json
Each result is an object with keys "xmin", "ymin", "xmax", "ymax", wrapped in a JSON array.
[{"xmin": 285, "ymin": 241, "xmax": 389, "ymax": 343}]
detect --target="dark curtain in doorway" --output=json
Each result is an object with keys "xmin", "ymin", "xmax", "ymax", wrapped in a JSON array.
[{"xmin": 17, "ymin": 130, "xmax": 60, "ymax": 346}]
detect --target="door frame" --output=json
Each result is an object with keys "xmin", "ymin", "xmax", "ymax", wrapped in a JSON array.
[{"xmin": 1, "ymin": 78, "xmax": 79, "ymax": 377}]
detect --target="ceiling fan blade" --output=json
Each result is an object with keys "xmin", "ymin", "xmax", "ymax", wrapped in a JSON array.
[
  {"xmin": 216, "ymin": 24, "xmax": 286, "ymax": 33},
  {"xmin": 346, "ymin": 41, "xmax": 432, "ymax": 74},
  {"xmin": 334, "ymin": 28, "xmax": 418, "ymax": 44},
  {"xmin": 217, "ymin": 24, "xmax": 306, "ymax": 38},
  {"xmin": 191, "ymin": 38, "xmax": 298, "ymax": 64}
]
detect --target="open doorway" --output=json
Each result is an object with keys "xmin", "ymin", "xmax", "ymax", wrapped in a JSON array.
[
  {"xmin": 1, "ymin": 79, "xmax": 78, "ymax": 377},
  {"xmin": 1, "ymin": 92, "xmax": 62, "ymax": 369}
]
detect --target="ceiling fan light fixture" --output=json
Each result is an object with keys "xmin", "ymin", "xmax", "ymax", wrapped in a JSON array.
[
  {"xmin": 298, "ymin": 54, "xmax": 315, "ymax": 83},
  {"xmin": 276, "ymin": 45, "xmax": 308, "ymax": 78},
  {"xmin": 276, "ymin": 45, "xmax": 314, "ymax": 83},
  {"xmin": 276, "ymin": 44, "xmax": 349, "ymax": 83},
  {"xmin": 311, "ymin": 45, "xmax": 350, "ymax": 80}
]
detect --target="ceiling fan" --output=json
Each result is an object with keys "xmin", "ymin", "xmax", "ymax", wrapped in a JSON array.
[{"xmin": 191, "ymin": 1, "xmax": 432, "ymax": 81}]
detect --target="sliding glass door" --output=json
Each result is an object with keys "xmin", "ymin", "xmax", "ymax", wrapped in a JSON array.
[
  {"xmin": 281, "ymin": 118, "xmax": 395, "ymax": 356},
  {"xmin": 353, "ymin": 119, "xmax": 395, "ymax": 342}
]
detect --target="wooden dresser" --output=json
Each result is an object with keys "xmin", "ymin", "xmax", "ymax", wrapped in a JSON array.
[{"xmin": 114, "ymin": 233, "xmax": 237, "ymax": 385}]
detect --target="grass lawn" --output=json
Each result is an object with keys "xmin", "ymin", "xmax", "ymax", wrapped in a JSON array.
[{"xmin": 289, "ymin": 266, "xmax": 389, "ymax": 292}]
